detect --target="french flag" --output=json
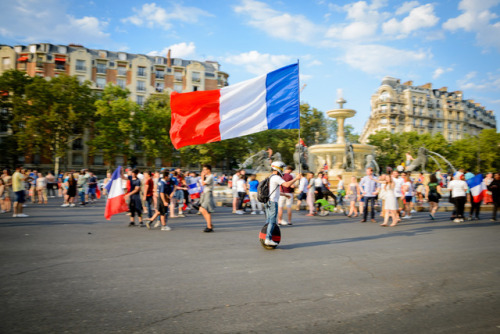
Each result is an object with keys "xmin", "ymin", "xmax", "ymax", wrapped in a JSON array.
[
  {"xmin": 467, "ymin": 174, "xmax": 487, "ymax": 203},
  {"xmin": 170, "ymin": 63, "xmax": 300, "ymax": 149},
  {"xmin": 188, "ymin": 181, "xmax": 203, "ymax": 199},
  {"xmin": 104, "ymin": 166, "xmax": 129, "ymax": 220}
]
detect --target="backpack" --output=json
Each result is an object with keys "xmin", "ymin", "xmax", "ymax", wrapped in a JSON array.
[{"xmin": 257, "ymin": 175, "xmax": 279, "ymax": 204}]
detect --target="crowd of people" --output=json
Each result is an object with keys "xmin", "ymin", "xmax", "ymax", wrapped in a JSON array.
[{"xmin": 1, "ymin": 165, "xmax": 499, "ymax": 236}]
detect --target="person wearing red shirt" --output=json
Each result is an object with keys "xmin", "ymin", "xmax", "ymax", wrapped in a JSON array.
[
  {"xmin": 143, "ymin": 171, "xmax": 155, "ymax": 219},
  {"xmin": 278, "ymin": 166, "xmax": 295, "ymax": 226}
]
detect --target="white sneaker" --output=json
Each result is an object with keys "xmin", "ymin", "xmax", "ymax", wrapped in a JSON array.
[
  {"xmin": 264, "ymin": 239, "xmax": 278, "ymax": 246},
  {"xmin": 17, "ymin": 213, "xmax": 29, "ymax": 218},
  {"xmin": 453, "ymin": 218, "xmax": 461, "ymax": 223},
  {"xmin": 61, "ymin": 203, "xmax": 69, "ymax": 207},
  {"xmin": 259, "ymin": 211, "xmax": 265, "ymax": 215},
  {"xmin": 0, "ymin": 210, "xmax": 6, "ymax": 213},
  {"xmin": 411, "ymin": 209, "xmax": 416, "ymax": 213},
  {"xmin": 70, "ymin": 204, "xmax": 75, "ymax": 207},
  {"xmin": 153, "ymin": 220, "xmax": 161, "ymax": 228},
  {"xmin": 161, "ymin": 225, "xmax": 171, "ymax": 231},
  {"xmin": 251, "ymin": 211, "xmax": 257, "ymax": 215},
  {"xmin": 236, "ymin": 210, "xmax": 244, "ymax": 215},
  {"xmin": 279, "ymin": 220, "xmax": 289, "ymax": 225},
  {"xmin": 12, "ymin": 214, "xmax": 17, "ymax": 218}
]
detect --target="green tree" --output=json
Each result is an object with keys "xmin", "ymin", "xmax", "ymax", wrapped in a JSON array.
[
  {"xmin": 88, "ymin": 85, "xmax": 137, "ymax": 168},
  {"xmin": 0, "ymin": 70, "xmax": 33, "ymax": 167},
  {"xmin": 133, "ymin": 93, "xmax": 173, "ymax": 165},
  {"xmin": 9, "ymin": 74, "xmax": 95, "ymax": 174}
]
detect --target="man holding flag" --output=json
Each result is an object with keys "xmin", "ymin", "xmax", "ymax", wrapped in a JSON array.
[
  {"xmin": 466, "ymin": 173, "xmax": 487, "ymax": 220},
  {"xmin": 487, "ymin": 172, "xmax": 500, "ymax": 222}
]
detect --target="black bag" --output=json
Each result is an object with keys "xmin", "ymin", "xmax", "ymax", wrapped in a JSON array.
[{"xmin": 257, "ymin": 175, "xmax": 278, "ymax": 204}]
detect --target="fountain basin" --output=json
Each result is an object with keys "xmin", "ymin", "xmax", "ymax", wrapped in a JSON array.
[{"xmin": 326, "ymin": 109, "xmax": 356, "ymax": 119}]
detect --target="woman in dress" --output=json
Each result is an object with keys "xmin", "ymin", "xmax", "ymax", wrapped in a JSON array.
[
  {"xmin": 347, "ymin": 176, "xmax": 361, "ymax": 218},
  {"xmin": 381, "ymin": 175, "xmax": 399, "ymax": 226},
  {"xmin": 1, "ymin": 169, "xmax": 12, "ymax": 213},
  {"xmin": 425, "ymin": 174, "xmax": 442, "ymax": 220},
  {"xmin": 36, "ymin": 172, "xmax": 48, "ymax": 204},
  {"xmin": 199, "ymin": 164, "xmax": 216, "ymax": 232},
  {"xmin": 67, "ymin": 172, "xmax": 77, "ymax": 207},
  {"xmin": 378, "ymin": 174, "xmax": 387, "ymax": 218}
]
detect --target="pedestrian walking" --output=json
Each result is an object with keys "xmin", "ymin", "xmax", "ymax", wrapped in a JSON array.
[
  {"xmin": 263, "ymin": 161, "xmax": 301, "ymax": 247},
  {"xmin": 143, "ymin": 171, "xmax": 154, "ymax": 219},
  {"xmin": 248, "ymin": 175, "xmax": 264, "ymax": 215},
  {"xmin": 278, "ymin": 166, "xmax": 295, "ymax": 226},
  {"xmin": 381, "ymin": 175, "xmax": 399, "ymax": 226},
  {"xmin": 425, "ymin": 174, "xmax": 442, "ymax": 220},
  {"xmin": 146, "ymin": 172, "xmax": 172, "ymax": 231},
  {"xmin": 306, "ymin": 172, "xmax": 316, "ymax": 216},
  {"xmin": 448, "ymin": 174, "xmax": 468, "ymax": 223},
  {"xmin": 12, "ymin": 166, "xmax": 28, "ymax": 218},
  {"xmin": 401, "ymin": 172, "xmax": 413, "ymax": 219},
  {"xmin": 235, "ymin": 173, "xmax": 248, "ymax": 214},
  {"xmin": 359, "ymin": 168, "xmax": 380, "ymax": 222},
  {"xmin": 1, "ymin": 169, "xmax": 12, "ymax": 213},
  {"xmin": 199, "ymin": 165, "xmax": 216, "ymax": 232},
  {"xmin": 36, "ymin": 172, "xmax": 48, "ymax": 204},
  {"xmin": 125, "ymin": 169, "xmax": 144, "ymax": 227},
  {"xmin": 347, "ymin": 176, "xmax": 360, "ymax": 218},
  {"xmin": 487, "ymin": 172, "xmax": 500, "ymax": 222},
  {"xmin": 296, "ymin": 173, "xmax": 308, "ymax": 211}
]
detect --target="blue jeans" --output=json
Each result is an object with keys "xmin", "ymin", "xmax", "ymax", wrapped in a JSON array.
[
  {"xmin": 79, "ymin": 190, "xmax": 85, "ymax": 203},
  {"xmin": 145, "ymin": 196, "xmax": 153, "ymax": 218},
  {"xmin": 363, "ymin": 197, "xmax": 376, "ymax": 220},
  {"xmin": 265, "ymin": 201, "xmax": 278, "ymax": 240}
]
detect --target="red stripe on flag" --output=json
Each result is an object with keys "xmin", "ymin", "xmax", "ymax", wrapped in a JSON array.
[
  {"xmin": 104, "ymin": 194, "xmax": 128, "ymax": 220},
  {"xmin": 170, "ymin": 90, "xmax": 222, "ymax": 149}
]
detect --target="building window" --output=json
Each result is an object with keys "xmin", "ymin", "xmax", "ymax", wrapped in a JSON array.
[
  {"xmin": 93, "ymin": 155, "xmax": 104, "ymax": 166},
  {"xmin": 58, "ymin": 46, "xmax": 67, "ymax": 54},
  {"xmin": 96, "ymin": 63, "xmax": 106, "ymax": 74},
  {"xmin": 192, "ymin": 71, "xmax": 201, "ymax": 83},
  {"xmin": 118, "ymin": 53, "xmax": 127, "ymax": 61},
  {"xmin": 448, "ymin": 133, "xmax": 453, "ymax": 141},
  {"xmin": 96, "ymin": 77, "xmax": 106, "ymax": 89},
  {"xmin": 193, "ymin": 86, "xmax": 198, "ymax": 92},
  {"xmin": 155, "ymin": 82, "xmax": 164, "ymax": 92},
  {"xmin": 118, "ymin": 66, "xmax": 127, "ymax": 76},
  {"xmin": 76, "ymin": 60, "xmax": 86, "ymax": 71},
  {"xmin": 380, "ymin": 91, "xmax": 390, "ymax": 101},
  {"xmin": 73, "ymin": 154, "xmax": 83, "ymax": 165},
  {"xmin": 137, "ymin": 66, "xmax": 146, "ymax": 77},
  {"xmin": 155, "ymin": 69, "xmax": 164, "ymax": 79},
  {"xmin": 436, "ymin": 111, "xmax": 441, "ymax": 118},
  {"xmin": 2, "ymin": 57, "xmax": 11, "ymax": 69},
  {"xmin": 420, "ymin": 119, "xmax": 423, "ymax": 126},
  {"xmin": 55, "ymin": 60, "xmax": 65, "ymax": 71},
  {"xmin": 456, "ymin": 123, "xmax": 459, "ymax": 130},
  {"xmin": 173, "ymin": 59, "xmax": 182, "ymax": 66},
  {"xmin": 380, "ymin": 105, "xmax": 387, "ymax": 113},
  {"xmin": 380, "ymin": 117, "xmax": 387, "ymax": 124},
  {"xmin": 174, "ymin": 83, "xmax": 183, "ymax": 93},
  {"xmin": 137, "ymin": 95, "xmax": 144, "ymax": 106},
  {"xmin": 72, "ymin": 138, "xmax": 83, "ymax": 150},
  {"xmin": 77, "ymin": 76, "xmax": 85, "ymax": 84},
  {"xmin": 174, "ymin": 71, "xmax": 182, "ymax": 81},
  {"xmin": 448, "ymin": 123, "xmax": 451, "ymax": 129},
  {"xmin": 117, "ymin": 79, "xmax": 126, "ymax": 89},
  {"xmin": 136, "ymin": 81, "xmax": 146, "ymax": 92}
]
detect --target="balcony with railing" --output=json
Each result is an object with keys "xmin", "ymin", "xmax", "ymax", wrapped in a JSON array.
[{"xmin": 75, "ymin": 65, "xmax": 86, "ymax": 72}]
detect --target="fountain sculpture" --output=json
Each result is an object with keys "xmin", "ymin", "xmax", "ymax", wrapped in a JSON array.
[{"xmin": 308, "ymin": 91, "xmax": 377, "ymax": 180}]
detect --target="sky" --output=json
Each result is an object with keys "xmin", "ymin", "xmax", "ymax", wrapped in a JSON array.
[{"xmin": 1, "ymin": 0, "xmax": 499, "ymax": 135}]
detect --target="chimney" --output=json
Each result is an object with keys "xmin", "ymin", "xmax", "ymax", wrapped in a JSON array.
[
  {"xmin": 439, "ymin": 87, "xmax": 448, "ymax": 92},
  {"xmin": 420, "ymin": 83, "xmax": 432, "ymax": 89},
  {"xmin": 403, "ymin": 80, "xmax": 413, "ymax": 86},
  {"xmin": 167, "ymin": 49, "xmax": 171, "ymax": 67}
]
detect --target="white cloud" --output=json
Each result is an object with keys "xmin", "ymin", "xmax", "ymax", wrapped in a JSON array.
[
  {"xmin": 457, "ymin": 70, "xmax": 500, "ymax": 91},
  {"xmin": 122, "ymin": 3, "xmax": 212, "ymax": 30},
  {"xmin": 326, "ymin": 1, "xmax": 389, "ymax": 41},
  {"xmin": 382, "ymin": 4, "xmax": 439, "ymax": 37},
  {"xmin": 443, "ymin": 0, "xmax": 500, "ymax": 51},
  {"xmin": 432, "ymin": 67, "xmax": 453, "ymax": 79},
  {"xmin": 224, "ymin": 51, "xmax": 294, "ymax": 75},
  {"xmin": 339, "ymin": 44, "xmax": 431, "ymax": 75},
  {"xmin": 395, "ymin": 1, "xmax": 420, "ymax": 15},
  {"xmin": 307, "ymin": 60, "xmax": 323, "ymax": 67},
  {"xmin": 234, "ymin": 0, "xmax": 319, "ymax": 43},
  {"xmin": 0, "ymin": 0, "xmax": 109, "ymax": 45},
  {"xmin": 148, "ymin": 42, "xmax": 196, "ymax": 59}
]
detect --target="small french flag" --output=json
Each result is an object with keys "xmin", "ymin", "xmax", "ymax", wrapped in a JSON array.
[
  {"xmin": 104, "ymin": 166, "xmax": 129, "ymax": 220},
  {"xmin": 170, "ymin": 63, "xmax": 300, "ymax": 149},
  {"xmin": 188, "ymin": 182, "xmax": 203, "ymax": 199},
  {"xmin": 467, "ymin": 174, "xmax": 487, "ymax": 203}
]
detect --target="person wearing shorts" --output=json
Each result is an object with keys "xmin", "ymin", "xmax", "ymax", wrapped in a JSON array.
[
  {"xmin": 125, "ymin": 169, "xmax": 144, "ymax": 227},
  {"xmin": 278, "ymin": 166, "xmax": 294, "ymax": 226},
  {"xmin": 12, "ymin": 166, "xmax": 28, "ymax": 218}
]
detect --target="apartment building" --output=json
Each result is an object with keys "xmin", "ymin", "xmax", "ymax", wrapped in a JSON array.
[
  {"xmin": 359, "ymin": 76, "xmax": 497, "ymax": 143},
  {"xmin": 0, "ymin": 43, "xmax": 229, "ymax": 172}
]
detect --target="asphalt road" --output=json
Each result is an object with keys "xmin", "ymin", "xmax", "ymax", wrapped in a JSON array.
[{"xmin": 1, "ymin": 198, "xmax": 499, "ymax": 333}]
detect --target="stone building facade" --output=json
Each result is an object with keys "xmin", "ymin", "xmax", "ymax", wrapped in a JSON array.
[{"xmin": 359, "ymin": 76, "xmax": 497, "ymax": 143}]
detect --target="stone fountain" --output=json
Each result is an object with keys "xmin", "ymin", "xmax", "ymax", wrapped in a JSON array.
[{"xmin": 308, "ymin": 91, "xmax": 377, "ymax": 181}]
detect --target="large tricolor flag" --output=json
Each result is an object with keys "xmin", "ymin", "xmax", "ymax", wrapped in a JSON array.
[
  {"xmin": 467, "ymin": 174, "xmax": 487, "ymax": 203},
  {"xmin": 104, "ymin": 166, "xmax": 129, "ymax": 220},
  {"xmin": 170, "ymin": 63, "xmax": 300, "ymax": 149},
  {"xmin": 188, "ymin": 180, "xmax": 203, "ymax": 199}
]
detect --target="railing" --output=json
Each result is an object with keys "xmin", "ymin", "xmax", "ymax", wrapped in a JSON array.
[{"xmin": 75, "ymin": 65, "xmax": 86, "ymax": 71}]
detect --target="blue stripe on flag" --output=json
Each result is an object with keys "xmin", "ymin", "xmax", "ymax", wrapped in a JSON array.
[
  {"xmin": 265, "ymin": 63, "xmax": 300, "ymax": 130},
  {"xmin": 105, "ymin": 166, "xmax": 121, "ymax": 193}
]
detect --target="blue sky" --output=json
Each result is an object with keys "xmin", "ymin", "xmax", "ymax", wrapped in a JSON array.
[{"xmin": 1, "ymin": 0, "xmax": 499, "ymax": 135}]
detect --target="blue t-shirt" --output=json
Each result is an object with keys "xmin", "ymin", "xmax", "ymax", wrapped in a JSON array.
[{"xmin": 249, "ymin": 180, "xmax": 259, "ymax": 192}]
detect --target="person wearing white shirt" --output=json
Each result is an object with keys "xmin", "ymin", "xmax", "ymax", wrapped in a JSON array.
[
  {"xmin": 296, "ymin": 173, "xmax": 308, "ymax": 210},
  {"xmin": 264, "ymin": 161, "xmax": 301, "ymax": 247},
  {"xmin": 448, "ymin": 175, "xmax": 468, "ymax": 223},
  {"xmin": 391, "ymin": 170, "xmax": 405, "ymax": 217}
]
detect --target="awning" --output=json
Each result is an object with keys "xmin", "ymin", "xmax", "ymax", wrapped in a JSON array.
[
  {"xmin": 17, "ymin": 56, "xmax": 28, "ymax": 62},
  {"xmin": 55, "ymin": 58, "xmax": 66, "ymax": 62}
]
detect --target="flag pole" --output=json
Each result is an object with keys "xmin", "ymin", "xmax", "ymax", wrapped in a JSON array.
[{"xmin": 297, "ymin": 59, "xmax": 301, "ymax": 175}]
